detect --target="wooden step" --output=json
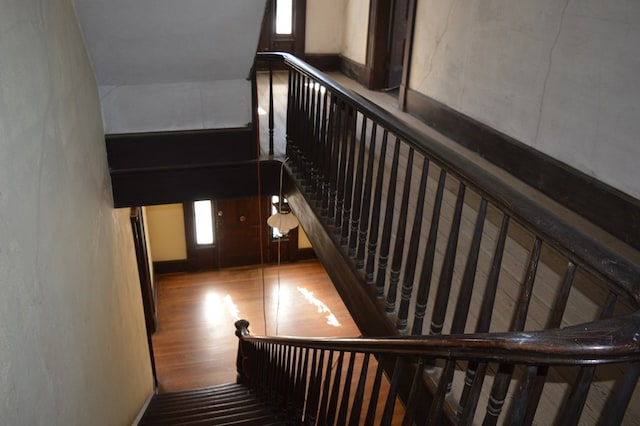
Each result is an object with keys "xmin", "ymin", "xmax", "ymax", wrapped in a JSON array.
[{"xmin": 138, "ymin": 383, "xmax": 288, "ymax": 425}]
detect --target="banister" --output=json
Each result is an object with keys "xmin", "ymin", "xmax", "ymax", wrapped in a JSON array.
[
  {"xmin": 236, "ymin": 312, "xmax": 640, "ymax": 366},
  {"xmin": 256, "ymin": 51, "xmax": 640, "ymax": 307}
]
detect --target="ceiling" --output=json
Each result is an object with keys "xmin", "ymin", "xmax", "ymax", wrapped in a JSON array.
[{"xmin": 74, "ymin": 0, "xmax": 266, "ymax": 86}]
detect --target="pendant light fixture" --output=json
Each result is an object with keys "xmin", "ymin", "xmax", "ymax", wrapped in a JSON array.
[{"xmin": 267, "ymin": 158, "xmax": 299, "ymax": 235}]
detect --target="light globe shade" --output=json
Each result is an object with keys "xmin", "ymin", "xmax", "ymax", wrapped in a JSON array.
[{"xmin": 267, "ymin": 211, "xmax": 299, "ymax": 235}]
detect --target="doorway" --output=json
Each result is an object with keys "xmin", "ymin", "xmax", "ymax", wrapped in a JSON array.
[{"xmin": 258, "ymin": 0, "xmax": 306, "ymax": 57}]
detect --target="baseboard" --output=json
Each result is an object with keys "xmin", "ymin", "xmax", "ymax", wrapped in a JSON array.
[
  {"xmin": 339, "ymin": 55, "xmax": 371, "ymax": 88},
  {"xmin": 153, "ymin": 260, "xmax": 190, "ymax": 275},
  {"xmin": 131, "ymin": 389, "xmax": 155, "ymax": 426},
  {"xmin": 297, "ymin": 247, "xmax": 316, "ymax": 261},
  {"xmin": 405, "ymin": 88, "xmax": 640, "ymax": 251},
  {"xmin": 304, "ymin": 54, "xmax": 340, "ymax": 71}
]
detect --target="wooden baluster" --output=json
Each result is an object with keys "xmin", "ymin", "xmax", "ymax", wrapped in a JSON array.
[
  {"xmin": 375, "ymin": 138, "xmax": 401, "ymax": 298},
  {"xmin": 327, "ymin": 351, "xmax": 345, "ymax": 425},
  {"xmin": 365, "ymin": 130, "xmax": 389, "ymax": 283},
  {"xmin": 317, "ymin": 350, "xmax": 335, "ymax": 425},
  {"xmin": 295, "ymin": 347, "xmax": 310, "ymax": 421},
  {"xmin": 381, "ymin": 356, "xmax": 404, "ymax": 426},
  {"xmin": 401, "ymin": 357, "xmax": 425, "ymax": 426},
  {"xmin": 457, "ymin": 215, "xmax": 510, "ymax": 421},
  {"xmin": 287, "ymin": 71, "xmax": 301, "ymax": 167},
  {"xmin": 411, "ymin": 169, "xmax": 446, "ymax": 335},
  {"xmin": 334, "ymin": 104, "xmax": 352, "ymax": 232},
  {"xmin": 285, "ymin": 69, "xmax": 293, "ymax": 152},
  {"xmin": 348, "ymin": 116, "xmax": 368, "ymax": 256},
  {"xmin": 386, "ymin": 147, "xmax": 414, "ymax": 313},
  {"xmin": 327, "ymin": 99, "xmax": 344, "ymax": 221},
  {"xmin": 598, "ymin": 362, "xmax": 640, "ymax": 426},
  {"xmin": 321, "ymin": 95, "xmax": 337, "ymax": 216},
  {"xmin": 340, "ymin": 110, "xmax": 358, "ymax": 245},
  {"xmin": 307, "ymin": 349, "xmax": 326, "ymax": 425},
  {"xmin": 303, "ymin": 349, "xmax": 319, "ymax": 425},
  {"xmin": 268, "ymin": 62, "xmax": 274, "ymax": 156},
  {"xmin": 349, "ymin": 352, "xmax": 371, "ymax": 426},
  {"xmin": 284, "ymin": 346, "xmax": 299, "ymax": 419},
  {"xmin": 483, "ymin": 237, "xmax": 543, "ymax": 425},
  {"xmin": 356, "ymin": 123, "xmax": 378, "ymax": 269},
  {"xmin": 451, "ymin": 198, "xmax": 488, "ymax": 332},
  {"xmin": 427, "ymin": 360, "xmax": 456, "ymax": 425},
  {"xmin": 309, "ymin": 81, "xmax": 323, "ymax": 196},
  {"xmin": 397, "ymin": 157, "xmax": 429, "ymax": 331},
  {"xmin": 428, "ymin": 182, "xmax": 466, "ymax": 338},
  {"xmin": 558, "ymin": 291, "xmax": 617, "ymax": 426},
  {"xmin": 511, "ymin": 262, "xmax": 578, "ymax": 425},
  {"xmin": 314, "ymin": 90, "xmax": 329, "ymax": 203},
  {"xmin": 337, "ymin": 352, "xmax": 357, "ymax": 425},
  {"xmin": 364, "ymin": 355, "xmax": 385, "ymax": 426},
  {"xmin": 427, "ymin": 199, "xmax": 490, "ymax": 422}
]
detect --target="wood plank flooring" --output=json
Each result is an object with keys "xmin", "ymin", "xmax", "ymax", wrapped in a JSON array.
[{"xmin": 152, "ymin": 260, "xmax": 362, "ymax": 393}]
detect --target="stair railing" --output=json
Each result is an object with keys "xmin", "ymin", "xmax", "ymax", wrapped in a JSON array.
[{"xmin": 254, "ymin": 52, "xmax": 640, "ymax": 424}]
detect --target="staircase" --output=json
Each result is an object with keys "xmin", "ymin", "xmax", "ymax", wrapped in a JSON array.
[{"xmin": 138, "ymin": 383, "xmax": 285, "ymax": 425}]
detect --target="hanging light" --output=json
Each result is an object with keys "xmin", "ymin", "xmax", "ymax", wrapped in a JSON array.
[
  {"xmin": 267, "ymin": 209, "xmax": 299, "ymax": 235},
  {"xmin": 267, "ymin": 158, "xmax": 299, "ymax": 235}
]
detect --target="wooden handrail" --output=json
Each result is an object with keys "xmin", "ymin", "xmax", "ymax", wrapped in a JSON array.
[
  {"xmin": 237, "ymin": 312, "xmax": 640, "ymax": 366},
  {"xmin": 257, "ymin": 51, "xmax": 640, "ymax": 306}
]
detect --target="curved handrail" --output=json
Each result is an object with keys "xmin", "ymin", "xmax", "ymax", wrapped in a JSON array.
[
  {"xmin": 237, "ymin": 312, "xmax": 640, "ymax": 366},
  {"xmin": 256, "ymin": 51, "xmax": 640, "ymax": 307}
]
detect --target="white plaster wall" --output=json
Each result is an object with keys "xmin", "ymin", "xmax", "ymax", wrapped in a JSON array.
[
  {"xmin": 74, "ymin": 0, "xmax": 266, "ymax": 133},
  {"xmin": 306, "ymin": 0, "xmax": 345, "ymax": 54},
  {"xmin": 342, "ymin": 0, "xmax": 370, "ymax": 64},
  {"xmin": 0, "ymin": 1, "xmax": 153, "ymax": 424},
  {"xmin": 409, "ymin": 0, "xmax": 640, "ymax": 199}
]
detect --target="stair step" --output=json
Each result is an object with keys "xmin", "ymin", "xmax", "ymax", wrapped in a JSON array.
[{"xmin": 139, "ymin": 383, "xmax": 291, "ymax": 425}]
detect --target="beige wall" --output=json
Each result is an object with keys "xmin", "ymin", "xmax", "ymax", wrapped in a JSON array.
[
  {"xmin": 306, "ymin": 0, "xmax": 345, "ymax": 54},
  {"xmin": 409, "ymin": 0, "xmax": 640, "ymax": 199},
  {"xmin": 298, "ymin": 226, "xmax": 312, "ymax": 249},
  {"xmin": 145, "ymin": 204, "xmax": 188, "ymax": 261},
  {"xmin": 0, "ymin": 1, "xmax": 153, "ymax": 424},
  {"xmin": 342, "ymin": 0, "xmax": 370, "ymax": 64}
]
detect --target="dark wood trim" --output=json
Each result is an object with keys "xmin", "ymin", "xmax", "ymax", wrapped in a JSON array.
[
  {"xmin": 110, "ymin": 160, "xmax": 282, "ymax": 208},
  {"xmin": 130, "ymin": 208, "xmax": 158, "ymax": 386},
  {"xmin": 303, "ymin": 54, "xmax": 341, "ymax": 71},
  {"xmin": 297, "ymin": 247, "xmax": 316, "ymax": 261},
  {"xmin": 398, "ymin": 0, "xmax": 418, "ymax": 110},
  {"xmin": 366, "ymin": 0, "xmax": 392, "ymax": 90},
  {"xmin": 338, "ymin": 55, "xmax": 370, "ymax": 87},
  {"xmin": 405, "ymin": 88, "xmax": 640, "ymax": 251},
  {"xmin": 153, "ymin": 260, "xmax": 190, "ymax": 275},
  {"xmin": 294, "ymin": 0, "xmax": 306, "ymax": 58},
  {"xmin": 106, "ymin": 127, "xmax": 256, "ymax": 172}
]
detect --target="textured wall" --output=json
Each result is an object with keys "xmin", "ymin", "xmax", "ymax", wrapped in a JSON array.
[
  {"xmin": 0, "ymin": 1, "xmax": 153, "ymax": 424},
  {"xmin": 342, "ymin": 0, "xmax": 370, "ymax": 64},
  {"xmin": 306, "ymin": 0, "xmax": 345, "ymax": 54},
  {"xmin": 410, "ymin": 0, "xmax": 640, "ymax": 199}
]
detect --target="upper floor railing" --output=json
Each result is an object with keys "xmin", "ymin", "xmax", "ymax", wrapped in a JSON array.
[{"xmin": 252, "ymin": 52, "xmax": 640, "ymax": 425}]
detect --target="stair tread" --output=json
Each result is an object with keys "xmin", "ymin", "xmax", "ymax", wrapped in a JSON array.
[{"xmin": 139, "ymin": 384, "xmax": 292, "ymax": 426}]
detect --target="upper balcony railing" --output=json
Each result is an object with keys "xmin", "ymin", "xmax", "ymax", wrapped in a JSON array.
[{"xmin": 252, "ymin": 52, "xmax": 640, "ymax": 425}]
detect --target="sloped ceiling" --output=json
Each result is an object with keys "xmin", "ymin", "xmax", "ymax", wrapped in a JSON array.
[
  {"xmin": 74, "ymin": 0, "xmax": 267, "ymax": 133},
  {"xmin": 74, "ymin": 0, "xmax": 266, "ymax": 86}
]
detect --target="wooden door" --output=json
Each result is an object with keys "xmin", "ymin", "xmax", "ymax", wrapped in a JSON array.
[{"xmin": 215, "ymin": 197, "xmax": 269, "ymax": 268}]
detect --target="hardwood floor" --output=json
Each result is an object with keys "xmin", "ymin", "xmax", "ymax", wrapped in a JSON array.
[{"xmin": 152, "ymin": 260, "xmax": 362, "ymax": 393}]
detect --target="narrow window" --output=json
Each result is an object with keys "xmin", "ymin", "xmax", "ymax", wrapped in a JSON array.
[
  {"xmin": 275, "ymin": 0, "xmax": 293, "ymax": 35},
  {"xmin": 194, "ymin": 200, "xmax": 214, "ymax": 245}
]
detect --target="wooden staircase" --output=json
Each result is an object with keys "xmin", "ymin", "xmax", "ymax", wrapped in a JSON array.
[{"xmin": 138, "ymin": 383, "xmax": 286, "ymax": 425}]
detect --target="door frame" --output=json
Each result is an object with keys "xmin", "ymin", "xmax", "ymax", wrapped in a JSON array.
[{"xmin": 258, "ymin": 0, "xmax": 307, "ymax": 57}]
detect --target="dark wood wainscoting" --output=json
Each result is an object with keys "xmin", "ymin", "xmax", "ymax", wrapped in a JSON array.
[{"xmin": 405, "ymin": 88, "xmax": 640, "ymax": 252}]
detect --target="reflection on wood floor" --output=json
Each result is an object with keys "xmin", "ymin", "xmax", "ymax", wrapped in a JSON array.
[{"xmin": 152, "ymin": 260, "xmax": 362, "ymax": 394}]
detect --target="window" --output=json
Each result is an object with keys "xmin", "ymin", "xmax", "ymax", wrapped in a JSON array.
[
  {"xmin": 275, "ymin": 0, "xmax": 293, "ymax": 35},
  {"xmin": 194, "ymin": 200, "xmax": 214, "ymax": 245}
]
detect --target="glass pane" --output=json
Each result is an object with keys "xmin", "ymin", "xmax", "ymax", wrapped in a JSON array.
[
  {"xmin": 194, "ymin": 200, "xmax": 214, "ymax": 245},
  {"xmin": 275, "ymin": 0, "xmax": 293, "ymax": 35}
]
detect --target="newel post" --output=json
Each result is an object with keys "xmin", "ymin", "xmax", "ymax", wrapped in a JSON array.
[{"xmin": 235, "ymin": 319, "xmax": 251, "ymax": 384}]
